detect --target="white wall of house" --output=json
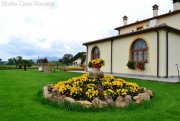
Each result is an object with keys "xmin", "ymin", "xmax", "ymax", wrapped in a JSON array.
[
  {"xmin": 158, "ymin": 13, "xmax": 180, "ymax": 29},
  {"xmin": 87, "ymin": 41, "xmax": 111, "ymax": 72},
  {"xmin": 88, "ymin": 30, "xmax": 180, "ymax": 77},
  {"xmin": 73, "ymin": 58, "xmax": 82, "ymax": 66},
  {"xmin": 87, "ymin": 32, "xmax": 160, "ymax": 76},
  {"xmin": 169, "ymin": 32, "xmax": 180, "ymax": 76},
  {"xmin": 157, "ymin": 30, "xmax": 180, "ymax": 77},
  {"xmin": 158, "ymin": 30, "xmax": 167, "ymax": 77},
  {"xmin": 86, "ymin": 30, "xmax": 180, "ymax": 77},
  {"xmin": 119, "ymin": 21, "xmax": 149, "ymax": 35},
  {"xmin": 118, "ymin": 13, "xmax": 180, "ymax": 35},
  {"xmin": 112, "ymin": 32, "xmax": 158, "ymax": 76}
]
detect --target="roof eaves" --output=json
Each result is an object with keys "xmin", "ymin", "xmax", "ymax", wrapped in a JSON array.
[{"xmin": 82, "ymin": 36, "xmax": 118, "ymax": 45}]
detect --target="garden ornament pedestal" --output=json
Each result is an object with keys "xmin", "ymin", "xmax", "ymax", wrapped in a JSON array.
[{"xmin": 88, "ymin": 68, "xmax": 104, "ymax": 79}]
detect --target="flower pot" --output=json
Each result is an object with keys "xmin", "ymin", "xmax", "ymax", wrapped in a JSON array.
[
  {"xmin": 135, "ymin": 63, "xmax": 145, "ymax": 71},
  {"xmin": 93, "ymin": 64, "xmax": 102, "ymax": 68},
  {"xmin": 88, "ymin": 68, "xmax": 104, "ymax": 79}
]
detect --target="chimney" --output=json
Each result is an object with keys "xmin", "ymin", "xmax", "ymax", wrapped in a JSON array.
[
  {"xmin": 152, "ymin": 4, "xmax": 159, "ymax": 17},
  {"xmin": 173, "ymin": 0, "xmax": 180, "ymax": 11},
  {"xmin": 123, "ymin": 15, "xmax": 128, "ymax": 26}
]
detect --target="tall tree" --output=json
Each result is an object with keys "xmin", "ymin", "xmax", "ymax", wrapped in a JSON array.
[
  {"xmin": 60, "ymin": 54, "xmax": 74, "ymax": 65},
  {"xmin": 58, "ymin": 58, "xmax": 63, "ymax": 63},
  {"xmin": 7, "ymin": 58, "xmax": 15, "ymax": 65},
  {"xmin": 73, "ymin": 52, "xmax": 86, "ymax": 61},
  {"xmin": 21, "ymin": 59, "xmax": 33, "ymax": 71},
  {"xmin": 13, "ymin": 56, "xmax": 23, "ymax": 69},
  {"xmin": 9, "ymin": 56, "xmax": 34, "ymax": 70},
  {"xmin": 0, "ymin": 58, "xmax": 2, "ymax": 65},
  {"xmin": 81, "ymin": 53, "xmax": 86, "ymax": 66}
]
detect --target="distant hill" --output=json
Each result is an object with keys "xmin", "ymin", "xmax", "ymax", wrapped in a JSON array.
[
  {"xmin": 46, "ymin": 56, "xmax": 59, "ymax": 61},
  {"xmin": 0, "ymin": 61, "xmax": 8, "ymax": 65}
]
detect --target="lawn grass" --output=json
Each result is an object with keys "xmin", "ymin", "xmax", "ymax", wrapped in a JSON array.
[{"xmin": 0, "ymin": 69, "xmax": 180, "ymax": 121}]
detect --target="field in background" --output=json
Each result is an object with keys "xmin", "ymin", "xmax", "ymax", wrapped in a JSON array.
[
  {"xmin": 0, "ymin": 65, "xmax": 39, "ymax": 70},
  {"xmin": 0, "ymin": 65, "xmax": 85, "ymax": 71}
]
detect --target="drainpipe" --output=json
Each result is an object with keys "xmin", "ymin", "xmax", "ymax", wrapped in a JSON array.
[
  {"xmin": 110, "ymin": 40, "xmax": 113, "ymax": 74},
  {"xmin": 176, "ymin": 64, "xmax": 180, "ymax": 81},
  {"xmin": 166, "ymin": 31, "xmax": 169, "ymax": 78},
  {"xmin": 155, "ymin": 31, "xmax": 160, "ymax": 77}
]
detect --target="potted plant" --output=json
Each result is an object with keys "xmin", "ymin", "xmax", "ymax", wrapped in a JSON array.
[
  {"xmin": 88, "ymin": 58, "xmax": 105, "ymax": 69},
  {"xmin": 88, "ymin": 58, "xmax": 105, "ymax": 78},
  {"xmin": 126, "ymin": 61, "xmax": 135, "ymax": 70},
  {"xmin": 127, "ymin": 61, "xmax": 145, "ymax": 71},
  {"xmin": 135, "ymin": 62, "xmax": 145, "ymax": 70}
]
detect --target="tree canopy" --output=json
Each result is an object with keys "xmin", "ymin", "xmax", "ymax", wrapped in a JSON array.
[
  {"xmin": 7, "ymin": 56, "xmax": 34, "ymax": 70},
  {"xmin": 59, "ymin": 54, "xmax": 74, "ymax": 66}
]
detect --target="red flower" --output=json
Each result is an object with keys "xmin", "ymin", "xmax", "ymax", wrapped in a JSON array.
[{"xmin": 93, "ymin": 64, "xmax": 101, "ymax": 68}]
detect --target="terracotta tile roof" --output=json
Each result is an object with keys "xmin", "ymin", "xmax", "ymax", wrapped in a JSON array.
[
  {"xmin": 83, "ymin": 24, "xmax": 180, "ymax": 45},
  {"xmin": 114, "ymin": 10, "xmax": 180, "ymax": 30}
]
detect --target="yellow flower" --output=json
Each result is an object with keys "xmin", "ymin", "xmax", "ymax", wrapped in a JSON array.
[
  {"xmin": 112, "ymin": 80, "xmax": 123, "ymax": 87},
  {"xmin": 87, "ymin": 83, "xmax": 95, "ymax": 89},
  {"xmin": 90, "ymin": 58, "xmax": 105, "ymax": 67},
  {"xmin": 51, "ymin": 72, "xmax": 141, "ymax": 101},
  {"xmin": 86, "ymin": 88, "xmax": 98, "ymax": 99},
  {"xmin": 121, "ymin": 88, "xmax": 128, "ymax": 96}
]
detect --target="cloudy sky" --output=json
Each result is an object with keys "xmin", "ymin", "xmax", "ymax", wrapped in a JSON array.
[{"xmin": 0, "ymin": 0, "xmax": 172, "ymax": 61}]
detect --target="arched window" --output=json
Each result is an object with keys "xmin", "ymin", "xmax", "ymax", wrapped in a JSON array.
[
  {"xmin": 132, "ymin": 39, "xmax": 148, "ymax": 62},
  {"xmin": 91, "ymin": 46, "xmax": 100, "ymax": 59}
]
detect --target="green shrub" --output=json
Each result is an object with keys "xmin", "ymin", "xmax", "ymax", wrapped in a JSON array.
[
  {"xmin": 88, "ymin": 62, "xmax": 93, "ymax": 68},
  {"xmin": 126, "ymin": 61, "xmax": 135, "ymax": 70}
]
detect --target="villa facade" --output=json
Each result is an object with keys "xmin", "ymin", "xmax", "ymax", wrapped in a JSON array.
[{"xmin": 83, "ymin": 0, "xmax": 180, "ymax": 79}]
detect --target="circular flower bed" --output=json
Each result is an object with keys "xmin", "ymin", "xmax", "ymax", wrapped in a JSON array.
[
  {"xmin": 53, "ymin": 74, "xmax": 139, "ymax": 100},
  {"xmin": 43, "ymin": 74, "xmax": 153, "ymax": 108}
]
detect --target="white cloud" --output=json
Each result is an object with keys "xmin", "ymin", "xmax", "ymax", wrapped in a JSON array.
[{"xmin": 0, "ymin": 0, "xmax": 172, "ymax": 61}]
